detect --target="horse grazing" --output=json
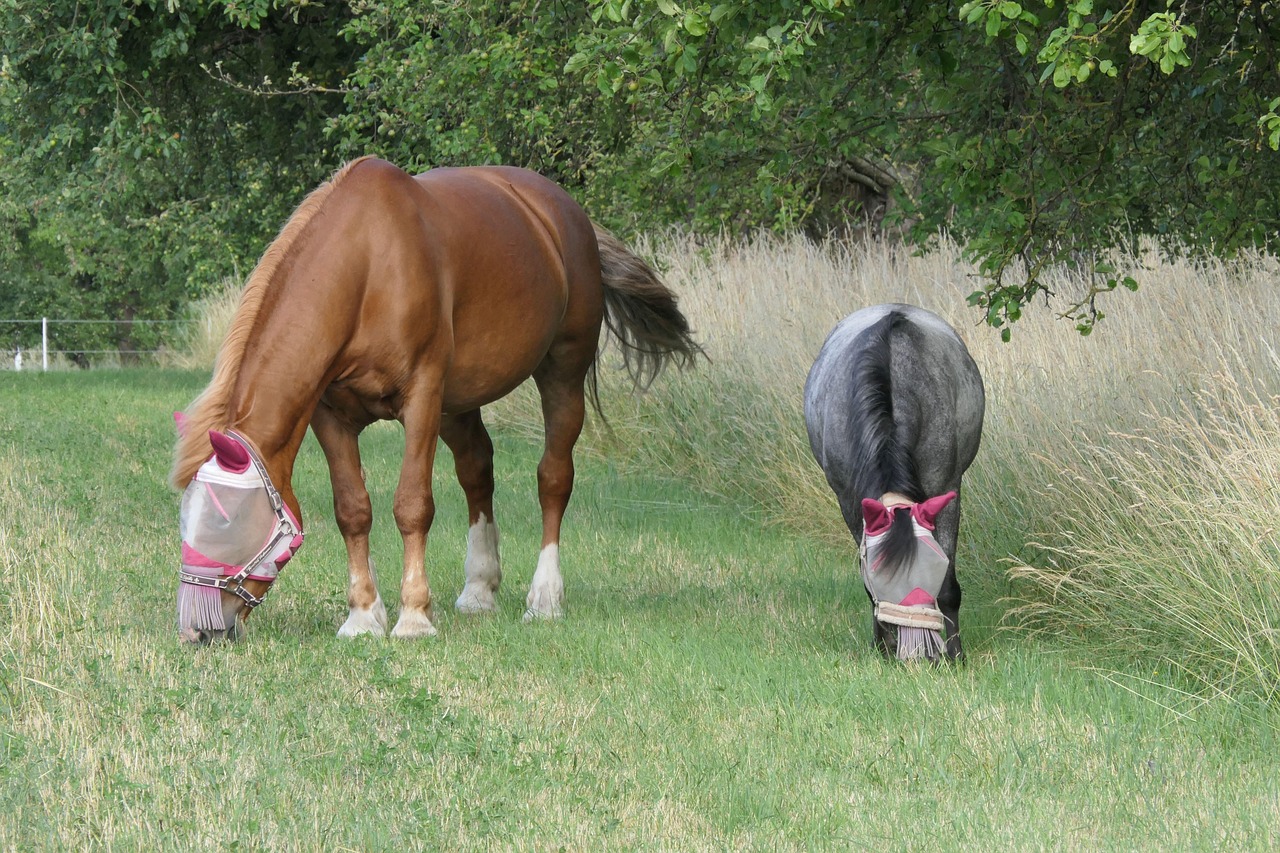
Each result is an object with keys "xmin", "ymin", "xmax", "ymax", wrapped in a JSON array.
[
  {"xmin": 171, "ymin": 157, "xmax": 702, "ymax": 644},
  {"xmin": 803, "ymin": 304, "xmax": 984, "ymax": 662}
]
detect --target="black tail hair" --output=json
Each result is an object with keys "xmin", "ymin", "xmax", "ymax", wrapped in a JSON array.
[
  {"xmin": 588, "ymin": 224, "xmax": 705, "ymax": 417},
  {"xmin": 848, "ymin": 310, "xmax": 923, "ymax": 506}
]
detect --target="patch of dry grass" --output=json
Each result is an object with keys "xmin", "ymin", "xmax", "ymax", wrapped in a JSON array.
[
  {"xmin": 177, "ymin": 234, "xmax": 1280, "ymax": 697},
  {"xmin": 1005, "ymin": 368, "xmax": 1280, "ymax": 699},
  {"xmin": 0, "ymin": 450, "xmax": 96, "ymax": 651},
  {"xmin": 165, "ymin": 276, "xmax": 243, "ymax": 370},
  {"xmin": 495, "ymin": 232, "xmax": 1280, "ymax": 697}
]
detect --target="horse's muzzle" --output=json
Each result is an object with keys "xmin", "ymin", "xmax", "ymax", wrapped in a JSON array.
[{"xmin": 179, "ymin": 619, "xmax": 243, "ymax": 645}]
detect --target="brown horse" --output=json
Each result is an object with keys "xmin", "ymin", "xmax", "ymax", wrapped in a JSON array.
[{"xmin": 170, "ymin": 157, "xmax": 701, "ymax": 643}]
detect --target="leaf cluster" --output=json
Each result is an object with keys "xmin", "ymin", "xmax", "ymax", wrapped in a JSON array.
[
  {"xmin": 0, "ymin": 0, "xmax": 354, "ymax": 353},
  {"xmin": 1, "ymin": 0, "xmax": 1277, "ymax": 342}
]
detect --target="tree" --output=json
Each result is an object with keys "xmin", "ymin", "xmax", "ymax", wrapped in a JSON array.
[
  {"xmin": 321, "ymin": 1, "xmax": 628, "ymax": 200},
  {"xmin": 1, "ymin": 0, "xmax": 1276, "ymax": 343},
  {"xmin": 0, "ymin": 1, "xmax": 635, "ymax": 358},
  {"xmin": 566, "ymin": 0, "xmax": 1280, "ymax": 334},
  {"xmin": 947, "ymin": 0, "xmax": 1280, "ymax": 334},
  {"xmin": 0, "ymin": 0, "xmax": 357, "ymax": 356}
]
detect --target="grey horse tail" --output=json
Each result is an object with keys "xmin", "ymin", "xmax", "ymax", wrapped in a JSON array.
[
  {"xmin": 589, "ymin": 223, "xmax": 705, "ymax": 417},
  {"xmin": 849, "ymin": 310, "xmax": 922, "ymax": 505}
]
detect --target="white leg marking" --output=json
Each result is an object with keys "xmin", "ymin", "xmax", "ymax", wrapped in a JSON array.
[
  {"xmin": 391, "ymin": 608, "xmax": 438, "ymax": 638},
  {"xmin": 337, "ymin": 594, "xmax": 388, "ymax": 639},
  {"xmin": 455, "ymin": 513, "xmax": 501, "ymax": 614},
  {"xmin": 337, "ymin": 553, "xmax": 387, "ymax": 638},
  {"xmin": 524, "ymin": 544, "xmax": 564, "ymax": 621}
]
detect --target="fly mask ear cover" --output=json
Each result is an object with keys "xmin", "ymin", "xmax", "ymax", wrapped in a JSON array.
[
  {"xmin": 859, "ymin": 492, "xmax": 956, "ymax": 632},
  {"xmin": 177, "ymin": 430, "xmax": 303, "ymax": 633}
]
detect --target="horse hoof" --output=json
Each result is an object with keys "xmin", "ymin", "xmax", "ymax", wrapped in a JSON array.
[
  {"xmin": 524, "ymin": 562, "xmax": 564, "ymax": 621},
  {"xmin": 391, "ymin": 609, "xmax": 438, "ymax": 638},
  {"xmin": 522, "ymin": 602, "xmax": 563, "ymax": 622},
  {"xmin": 455, "ymin": 584, "xmax": 498, "ymax": 614},
  {"xmin": 337, "ymin": 600, "xmax": 388, "ymax": 638}
]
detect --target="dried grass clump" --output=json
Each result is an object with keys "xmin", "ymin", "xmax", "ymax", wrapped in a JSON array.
[
  {"xmin": 169, "ymin": 276, "xmax": 243, "ymax": 370},
  {"xmin": 1005, "ymin": 367, "xmax": 1280, "ymax": 700}
]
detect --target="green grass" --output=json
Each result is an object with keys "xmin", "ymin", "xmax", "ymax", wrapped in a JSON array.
[{"xmin": 2, "ymin": 369, "xmax": 1278, "ymax": 850}]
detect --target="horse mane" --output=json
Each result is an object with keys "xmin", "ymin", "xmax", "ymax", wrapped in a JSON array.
[
  {"xmin": 848, "ymin": 310, "xmax": 923, "ymax": 507},
  {"xmin": 168, "ymin": 157, "xmax": 374, "ymax": 489}
]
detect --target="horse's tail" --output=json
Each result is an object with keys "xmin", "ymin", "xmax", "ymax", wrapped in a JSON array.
[
  {"xmin": 589, "ymin": 223, "xmax": 704, "ymax": 415},
  {"xmin": 849, "ymin": 310, "xmax": 922, "ymax": 506}
]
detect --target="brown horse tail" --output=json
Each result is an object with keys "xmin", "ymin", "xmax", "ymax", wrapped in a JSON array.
[{"xmin": 591, "ymin": 224, "xmax": 704, "ymax": 413}]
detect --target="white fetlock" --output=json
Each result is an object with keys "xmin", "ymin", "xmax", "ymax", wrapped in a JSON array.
[
  {"xmin": 457, "ymin": 514, "xmax": 501, "ymax": 614},
  {"xmin": 337, "ymin": 596, "xmax": 388, "ymax": 638},
  {"xmin": 524, "ymin": 544, "xmax": 564, "ymax": 621},
  {"xmin": 391, "ymin": 608, "xmax": 438, "ymax": 638}
]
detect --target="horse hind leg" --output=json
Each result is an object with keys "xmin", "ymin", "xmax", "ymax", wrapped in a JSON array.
[
  {"xmin": 311, "ymin": 403, "xmax": 388, "ymax": 638},
  {"xmin": 525, "ymin": 371, "xmax": 587, "ymax": 621},
  {"xmin": 440, "ymin": 409, "xmax": 502, "ymax": 614}
]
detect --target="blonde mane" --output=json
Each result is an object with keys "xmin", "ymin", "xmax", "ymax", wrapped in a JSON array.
[{"xmin": 169, "ymin": 157, "xmax": 373, "ymax": 489}]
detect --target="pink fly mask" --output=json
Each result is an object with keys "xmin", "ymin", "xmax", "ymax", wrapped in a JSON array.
[
  {"xmin": 860, "ymin": 492, "xmax": 956, "ymax": 661},
  {"xmin": 177, "ymin": 428, "xmax": 303, "ymax": 638}
]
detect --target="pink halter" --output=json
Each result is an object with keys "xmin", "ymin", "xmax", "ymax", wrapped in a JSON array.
[{"xmin": 177, "ymin": 430, "xmax": 303, "ymax": 630}]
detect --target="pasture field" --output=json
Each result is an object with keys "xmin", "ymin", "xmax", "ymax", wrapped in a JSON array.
[{"xmin": 3, "ymin": 236, "xmax": 1280, "ymax": 849}]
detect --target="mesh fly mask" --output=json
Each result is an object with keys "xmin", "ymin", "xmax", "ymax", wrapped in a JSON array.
[
  {"xmin": 177, "ymin": 430, "xmax": 303, "ymax": 634},
  {"xmin": 860, "ymin": 492, "xmax": 955, "ymax": 660}
]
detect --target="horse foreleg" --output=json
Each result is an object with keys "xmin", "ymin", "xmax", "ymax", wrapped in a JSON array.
[
  {"xmin": 525, "ymin": 376, "xmax": 586, "ymax": 621},
  {"xmin": 871, "ymin": 614, "xmax": 900, "ymax": 659},
  {"xmin": 390, "ymin": 380, "xmax": 445, "ymax": 639},
  {"xmin": 440, "ymin": 409, "xmax": 501, "ymax": 614},
  {"xmin": 938, "ymin": 567, "xmax": 963, "ymax": 661},
  {"xmin": 935, "ymin": 495, "xmax": 964, "ymax": 661},
  {"xmin": 311, "ymin": 403, "xmax": 387, "ymax": 638}
]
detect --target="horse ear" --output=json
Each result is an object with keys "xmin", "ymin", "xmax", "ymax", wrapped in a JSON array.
[
  {"xmin": 913, "ymin": 491, "xmax": 957, "ymax": 530},
  {"xmin": 173, "ymin": 411, "xmax": 188, "ymax": 437},
  {"xmin": 208, "ymin": 430, "xmax": 252, "ymax": 474},
  {"xmin": 861, "ymin": 498, "xmax": 895, "ymax": 536}
]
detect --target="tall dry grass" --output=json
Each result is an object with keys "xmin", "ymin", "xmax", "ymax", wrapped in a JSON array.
[
  {"xmin": 1005, "ymin": 368, "xmax": 1280, "ymax": 700},
  {"xmin": 492, "ymin": 233, "xmax": 981, "ymax": 541},
  {"xmin": 182, "ymin": 234, "xmax": 1280, "ymax": 697},
  {"xmin": 495, "ymin": 232, "xmax": 1280, "ymax": 697},
  {"xmin": 166, "ymin": 276, "xmax": 244, "ymax": 370}
]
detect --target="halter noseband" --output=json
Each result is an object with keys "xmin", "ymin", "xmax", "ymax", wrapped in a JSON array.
[{"xmin": 178, "ymin": 431, "xmax": 301, "ymax": 610}]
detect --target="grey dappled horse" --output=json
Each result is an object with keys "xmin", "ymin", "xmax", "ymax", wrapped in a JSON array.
[{"xmin": 804, "ymin": 304, "xmax": 984, "ymax": 661}]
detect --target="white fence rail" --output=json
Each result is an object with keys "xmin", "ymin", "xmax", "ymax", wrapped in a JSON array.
[{"xmin": 2, "ymin": 318, "xmax": 191, "ymax": 370}]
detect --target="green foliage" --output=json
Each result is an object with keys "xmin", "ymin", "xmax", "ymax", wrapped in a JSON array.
[
  {"xmin": 563, "ymin": 0, "xmax": 872, "ymax": 230},
  {"xmin": 324, "ymin": 2, "xmax": 620, "ymax": 184},
  {"xmin": 941, "ymin": 0, "xmax": 1277, "ymax": 334},
  {"xmin": 1, "ymin": 0, "xmax": 1277, "ymax": 338},
  {"xmin": 567, "ymin": 0, "xmax": 1279, "ymax": 333},
  {"xmin": 0, "ymin": 0, "xmax": 355, "ymax": 351},
  {"xmin": 1261, "ymin": 96, "xmax": 1280, "ymax": 151}
]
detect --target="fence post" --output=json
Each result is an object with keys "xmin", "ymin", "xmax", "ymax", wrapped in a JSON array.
[{"xmin": 42, "ymin": 317, "xmax": 48, "ymax": 371}]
